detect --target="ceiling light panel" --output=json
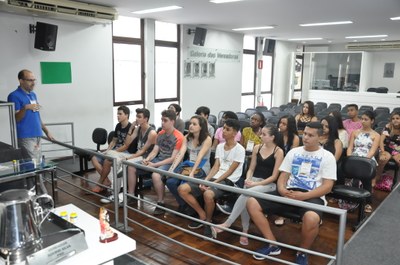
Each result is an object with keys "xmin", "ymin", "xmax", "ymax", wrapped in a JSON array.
[
  {"xmin": 300, "ymin": 21, "xmax": 353, "ymax": 27},
  {"xmin": 132, "ymin": 5, "xmax": 182, "ymax": 14},
  {"xmin": 288, "ymin": 37, "xmax": 323, "ymax": 41},
  {"xmin": 345, "ymin": 35, "xmax": 388, "ymax": 39},
  {"xmin": 232, "ymin": 26, "xmax": 274, "ymax": 31},
  {"xmin": 210, "ymin": 0, "xmax": 243, "ymax": 3}
]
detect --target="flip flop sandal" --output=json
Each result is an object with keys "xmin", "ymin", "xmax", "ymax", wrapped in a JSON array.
[
  {"xmin": 364, "ymin": 204, "xmax": 373, "ymax": 213},
  {"xmin": 274, "ymin": 217, "xmax": 285, "ymax": 226},
  {"xmin": 239, "ymin": 236, "xmax": 249, "ymax": 246},
  {"xmin": 90, "ymin": 186, "xmax": 105, "ymax": 193}
]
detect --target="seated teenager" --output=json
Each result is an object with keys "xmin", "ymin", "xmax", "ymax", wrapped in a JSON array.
[
  {"xmin": 127, "ymin": 109, "xmax": 184, "ymax": 215},
  {"xmin": 375, "ymin": 111, "xmax": 400, "ymax": 187},
  {"xmin": 90, "ymin": 105, "xmax": 133, "ymax": 193},
  {"xmin": 168, "ymin": 103, "xmax": 185, "ymax": 134},
  {"xmin": 320, "ymin": 116, "xmax": 343, "ymax": 161},
  {"xmin": 329, "ymin": 111, "xmax": 349, "ymax": 149},
  {"xmin": 247, "ymin": 122, "xmax": 336, "ymax": 265},
  {"xmin": 275, "ymin": 115, "xmax": 300, "ymax": 226},
  {"xmin": 343, "ymin": 104, "xmax": 362, "ymax": 137},
  {"xmin": 166, "ymin": 115, "xmax": 212, "ymax": 213},
  {"xmin": 295, "ymin": 101, "xmax": 318, "ymax": 135},
  {"xmin": 178, "ymin": 119, "xmax": 245, "ymax": 238},
  {"xmin": 195, "ymin": 106, "xmax": 215, "ymax": 138},
  {"xmin": 212, "ymin": 123, "xmax": 284, "ymax": 245},
  {"xmin": 347, "ymin": 110, "xmax": 380, "ymax": 213},
  {"xmin": 240, "ymin": 112, "xmax": 266, "ymax": 152},
  {"xmin": 212, "ymin": 111, "xmax": 241, "ymax": 150}
]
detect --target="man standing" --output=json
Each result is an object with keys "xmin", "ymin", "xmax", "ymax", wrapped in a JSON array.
[
  {"xmin": 7, "ymin": 69, "xmax": 54, "ymax": 161},
  {"xmin": 130, "ymin": 109, "xmax": 184, "ymax": 214},
  {"xmin": 247, "ymin": 122, "xmax": 336, "ymax": 265},
  {"xmin": 343, "ymin": 104, "xmax": 362, "ymax": 136}
]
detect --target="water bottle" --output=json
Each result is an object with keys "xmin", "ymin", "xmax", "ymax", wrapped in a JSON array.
[{"xmin": 41, "ymin": 155, "xmax": 46, "ymax": 168}]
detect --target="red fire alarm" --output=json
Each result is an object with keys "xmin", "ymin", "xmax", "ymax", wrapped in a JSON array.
[{"xmin": 258, "ymin": 59, "xmax": 263, "ymax": 69}]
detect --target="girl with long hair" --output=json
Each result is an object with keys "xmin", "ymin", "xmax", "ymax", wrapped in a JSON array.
[
  {"xmin": 295, "ymin": 101, "xmax": 318, "ymax": 135},
  {"xmin": 347, "ymin": 110, "xmax": 380, "ymax": 213},
  {"xmin": 212, "ymin": 124, "xmax": 284, "ymax": 245},
  {"xmin": 320, "ymin": 116, "xmax": 343, "ymax": 161},
  {"xmin": 166, "ymin": 115, "xmax": 212, "ymax": 212}
]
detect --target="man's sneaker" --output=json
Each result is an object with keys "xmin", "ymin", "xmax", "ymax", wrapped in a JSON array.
[
  {"xmin": 203, "ymin": 225, "xmax": 216, "ymax": 239},
  {"xmin": 153, "ymin": 202, "xmax": 166, "ymax": 215},
  {"xmin": 216, "ymin": 202, "xmax": 232, "ymax": 215},
  {"xmin": 100, "ymin": 193, "xmax": 123, "ymax": 204},
  {"xmin": 188, "ymin": 220, "xmax": 203, "ymax": 229},
  {"xmin": 253, "ymin": 245, "xmax": 281, "ymax": 260},
  {"xmin": 295, "ymin": 252, "xmax": 308, "ymax": 265}
]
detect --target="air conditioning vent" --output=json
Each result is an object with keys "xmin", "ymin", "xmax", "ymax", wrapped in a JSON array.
[
  {"xmin": 346, "ymin": 41, "xmax": 400, "ymax": 51},
  {"xmin": 0, "ymin": 0, "xmax": 117, "ymax": 24}
]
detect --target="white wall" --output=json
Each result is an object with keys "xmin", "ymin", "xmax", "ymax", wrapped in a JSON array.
[
  {"xmin": 180, "ymin": 26, "xmax": 243, "ymax": 120},
  {"xmin": 369, "ymin": 50, "xmax": 400, "ymax": 92},
  {"xmin": 0, "ymin": 13, "xmax": 113, "ymax": 149}
]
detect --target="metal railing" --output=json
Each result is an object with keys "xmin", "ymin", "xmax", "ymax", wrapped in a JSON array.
[
  {"xmin": 120, "ymin": 160, "xmax": 347, "ymax": 265},
  {"xmin": 44, "ymin": 138, "xmax": 347, "ymax": 264}
]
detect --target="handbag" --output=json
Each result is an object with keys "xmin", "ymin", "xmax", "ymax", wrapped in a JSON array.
[
  {"xmin": 181, "ymin": 167, "xmax": 201, "ymax": 176},
  {"xmin": 374, "ymin": 173, "xmax": 393, "ymax": 192}
]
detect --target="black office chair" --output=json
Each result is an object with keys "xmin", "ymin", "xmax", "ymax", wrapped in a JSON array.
[
  {"xmin": 329, "ymin": 156, "xmax": 376, "ymax": 231},
  {"xmin": 74, "ymin": 128, "xmax": 108, "ymax": 174}
]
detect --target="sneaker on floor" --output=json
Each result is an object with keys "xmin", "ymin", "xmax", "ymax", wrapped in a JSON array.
[
  {"xmin": 216, "ymin": 202, "xmax": 232, "ymax": 215},
  {"xmin": 295, "ymin": 252, "xmax": 308, "ymax": 265},
  {"xmin": 203, "ymin": 225, "xmax": 216, "ymax": 238},
  {"xmin": 188, "ymin": 220, "xmax": 203, "ymax": 229},
  {"xmin": 253, "ymin": 245, "xmax": 281, "ymax": 260},
  {"xmin": 153, "ymin": 202, "xmax": 166, "ymax": 215},
  {"xmin": 100, "ymin": 192, "xmax": 123, "ymax": 204}
]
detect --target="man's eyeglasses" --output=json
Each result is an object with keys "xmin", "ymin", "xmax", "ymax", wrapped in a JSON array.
[{"xmin": 23, "ymin": 79, "xmax": 36, "ymax": 82}]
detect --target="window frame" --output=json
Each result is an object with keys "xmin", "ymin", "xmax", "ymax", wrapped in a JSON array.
[
  {"xmin": 154, "ymin": 24, "xmax": 181, "ymax": 103},
  {"xmin": 112, "ymin": 19, "xmax": 145, "ymax": 106}
]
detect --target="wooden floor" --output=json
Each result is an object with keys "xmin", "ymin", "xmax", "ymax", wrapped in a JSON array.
[{"xmin": 51, "ymin": 159, "xmax": 391, "ymax": 265}]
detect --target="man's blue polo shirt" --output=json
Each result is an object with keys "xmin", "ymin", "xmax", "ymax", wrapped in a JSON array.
[{"xmin": 7, "ymin": 86, "xmax": 42, "ymax": 138}]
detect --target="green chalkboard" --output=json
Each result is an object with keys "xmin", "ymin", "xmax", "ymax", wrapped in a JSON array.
[{"xmin": 40, "ymin": 62, "xmax": 72, "ymax": 84}]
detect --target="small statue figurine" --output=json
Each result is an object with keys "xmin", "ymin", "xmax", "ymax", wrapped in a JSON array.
[{"xmin": 99, "ymin": 207, "xmax": 118, "ymax": 243}]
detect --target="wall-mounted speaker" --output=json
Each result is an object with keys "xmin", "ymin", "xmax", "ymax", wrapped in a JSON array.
[
  {"xmin": 193, "ymin": 27, "xmax": 207, "ymax": 46},
  {"xmin": 263, "ymin": 39, "xmax": 276, "ymax": 55},
  {"xmin": 34, "ymin": 22, "xmax": 58, "ymax": 51}
]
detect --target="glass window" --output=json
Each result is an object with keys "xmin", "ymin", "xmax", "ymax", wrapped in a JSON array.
[
  {"xmin": 113, "ymin": 43, "xmax": 142, "ymax": 103},
  {"xmin": 306, "ymin": 52, "xmax": 362, "ymax": 92},
  {"xmin": 113, "ymin": 16, "xmax": 141, "ymax": 38},
  {"xmin": 155, "ymin": 46, "xmax": 178, "ymax": 99},
  {"xmin": 155, "ymin": 21, "xmax": 178, "ymax": 42},
  {"xmin": 241, "ymin": 53, "xmax": 255, "ymax": 94},
  {"xmin": 154, "ymin": 21, "xmax": 180, "ymax": 105},
  {"xmin": 260, "ymin": 55, "xmax": 273, "ymax": 92}
]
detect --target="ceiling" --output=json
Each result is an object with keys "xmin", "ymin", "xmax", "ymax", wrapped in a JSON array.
[{"xmin": 80, "ymin": 0, "xmax": 400, "ymax": 45}]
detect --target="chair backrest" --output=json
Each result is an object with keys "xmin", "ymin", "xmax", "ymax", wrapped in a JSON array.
[
  {"xmin": 269, "ymin": 107, "xmax": 281, "ymax": 116},
  {"xmin": 374, "ymin": 107, "xmax": 390, "ymax": 116},
  {"xmin": 327, "ymin": 103, "xmax": 341, "ymax": 112},
  {"xmin": 316, "ymin": 102, "xmax": 328, "ymax": 109},
  {"xmin": 208, "ymin": 114, "xmax": 217, "ymax": 124},
  {"xmin": 245, "ymin": 108, "xmax": 257, "ymax": 117},
  {"xmin": 236, "ymin": 112, "xmax": 249, "ymax": 121},
  {"xmin": 341, "ymin": 156, "xmax": 376, "ymax": 181},
  {"xmin": 107, "ymin": 131, "xmax": 115, "ymax": 144},
  {"xmin": 255, "ymin": 106, "xmax": 268, "ymax": 112},
  {"xmin": 92, "ymin": 128, "xmax": 108, "ymax": 151}
]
